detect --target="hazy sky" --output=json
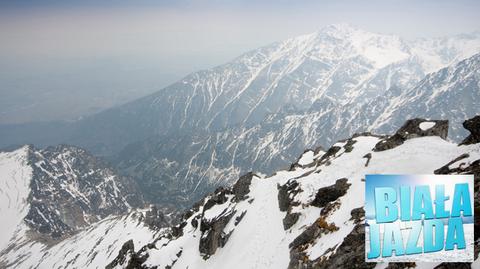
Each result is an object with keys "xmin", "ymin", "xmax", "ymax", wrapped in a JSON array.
[{"xmin": 0, "ymin": 0, "xmax": 479, "ymax": 123}]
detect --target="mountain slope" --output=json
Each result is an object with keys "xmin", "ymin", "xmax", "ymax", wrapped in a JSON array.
[
  {"xmin": 0, "ymin": 144, "xmax": 148, "ymax": 265},
  {"xmin": 368, "ymin": 52, "xmax": 480, "ymax": 140},
  {"xmin": 109, "ymin": 117, "xmax": 480, "ymax": 269},
  {"xmin": 0, "ymin": 146, "xmax": 32, "ymax": 252},
  {"xmin": 1, "ymin": 211, "xmax": 162, "ymax": 269},
  {"xmin": 1, "ymin": 25, "xmax": 479, "ymax": 209},
  {"xmin": 114, "ymin": 52, "xmax": 480, "ymax": 208},
  {"xmin": 67, "ymin": 25, "xmax": 480, "ymax": 155}
]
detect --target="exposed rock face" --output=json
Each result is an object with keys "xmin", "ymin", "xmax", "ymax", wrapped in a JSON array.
[
  {"xmin": 106, "ymin": 240, "xmax": 138, "ymax": 269},
  {"xmin": 311, "ymin": 178, "xmax": 351, "ymax": 208},
  {"xmin": 197, "ymin": 186, "xmax": 238, "ymax": 258},
  {"xmin": 350, "ymin": 207, "xmax": 365, "ymax": 224},
  {"xmin": 232, "ymin": 172, "xmax": 254, "ymax": 201},
  {"xmin": 384, "ymin": 262, "xmax": 416, "ymax": 269},
  {"xmin": 460, "ymin": 115, "xmax": 480, "ymax": 145},
  {"xmin": 283, "ymin": 212, "xmax": 301, "ymax": 230},
  {"xmin": 278, "ymin": 180, "xmax": 301, "ymax": 212},
  {"xmin": 433, "ymin": 153, "xmax": 471, "ymax": 175},
  {"xmin": 374, "ymin": 118, "xmax": 448, "ymax": 151},
  {"xmin": 315, "ymin": 146, "xmax": 342, "ymax": 167},
  {"xmin": 25, "ymin": 145, "xmax": 144, "ymax": 239},
  {"xmin": 105, "ymin": 117, "xmax": 480, "ymax": 269},
  {"xmin": 314, "ymin": 224, "xmax": 374, "ymax": 269},
  {"xmin": 278, "ymin": 180, "xmax": 303, "ymax": 230},
  {"xmin": 199, "ymin": 210, "xmax": 235, "ymax": 258},
  {"xmin": 106, "ymin": 239, "xmax": 153, "ymax": 269},
  {"xmin": 203, "ymin": 187, "xmax": 231, "ymax": 211},
  {"xmin": 144, "ymin": 206, "xmax": 173, "ymax": 230},
  {"xmin": 434, "ymin": 263, "xmax": 471, "ymax": 269},
  {"xmin": 2, "ymin": 31, "xmax": 480, "ymax": 213}
]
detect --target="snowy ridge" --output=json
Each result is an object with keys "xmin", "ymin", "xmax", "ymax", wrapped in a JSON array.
[
  {"xmin": 0, "ymin": 145, "xmax": 159, "ymax": 269},
  {"xmin": 0, "ymin": 146, "xmax": 32, "ymax": 253},
  {"xmin": 109, "ymin": 26, "xmax": 480, "ymax": 207},
  {"xmin": 23, "ymin": 144, "xmax": 144, "ymax": 238},
  {"xmin": 2, "ymin": 25, "xmax": 480, "ymax": 209},
  {"xmin": 1, "ymin": 211, "xmax": 162, "ymax": 269},
  {"xmin": 110, "ymin": 117, "xmax": 480, "ymax": 269},
  {"xmin": 120, "ymin": 50, "xmax": 479, "ymax": 211}
]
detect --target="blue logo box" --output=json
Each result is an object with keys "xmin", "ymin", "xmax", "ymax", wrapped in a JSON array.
[{"xmin": 365, "ymin": 174, "xmax": 474, "ymax": 262}]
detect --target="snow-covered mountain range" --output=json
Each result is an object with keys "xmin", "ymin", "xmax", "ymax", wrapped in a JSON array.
[
  {"xmin": 108, "ymin": 25, "xmax": 480, "ymax": 207},
  {"xmin": 1, "ymin": 24, "xmax": 479, "ymax": 209},
  {"xmin": 106, "ymin": 117, "xmax": 480, "ymax": 269},
  {"xmin": 0, "ymin": 145, "xmax": 174, "ymax": 268},
  {"xmin": 2, "ymin": 116, "xmax": 479, "ymax": 269}
]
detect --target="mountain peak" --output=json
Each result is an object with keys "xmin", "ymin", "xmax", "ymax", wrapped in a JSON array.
[{"xmin": 318, "ymin": 23, "xmax": 362, "ymax": 34}]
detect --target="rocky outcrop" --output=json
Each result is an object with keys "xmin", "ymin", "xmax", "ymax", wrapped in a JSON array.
[
  {"xmin": 315, "ymin": 146, "xmax": 342, "ymax": 167},
  {"xmin": 278, "ymin": 180, "xmax": 303, "ymax": 230},
  {"xmin": 24, "ymin": 145, "xmax": 144, "ymax": 239},
  {"xmin": 385, "ymin": 262, "xmax": 416, "ymax": 269},
  {"xmin": 106, "ymin": 240, "xmax": 147, "ymax": 269},
  {"xmin": 374, "ymin": 118, "xmax": 448, "ymax": 151},
  {"xmin": 289, "ymin": 209, "xmax": 363, "ymax": 269},
  {"xmin": 343, "ymin": 138, "xmax": 357, "ymax": 153},
  {"xmin": 232, "ymin": 172, "xmax": 255, "ymax": 201},
  {"xmin": 433, "ymin": 153, "xmax": 471, "ymax": 175},
  {"xmin": 278, "ymin": 180, "xmax": 301, "ymax": 212},
  {"xmin": 315, "ymin": 224, "xmax": 373, "ymax": 269},
  {"xmin": 203, "ymin": 187, "xmax": 231, "ymax": 211},
  {"xmin": 103, "ymin": 117, "xmax": 480, "ymax": 269},
  {"xmin": 460, "ymin": 115, "xmax": 480, "ymax": 145},
  {"xmin": 143, "ymin": 206, "xmax": 172, "ymax": 230},
  {"xmin": 199, "ymin": 210, "xmax": 235, "ymax": 258},
  {"xmin": 283, "ymin": 212, "xmax": 301, "ymax": 230},
  {"xmin": 434, "ymin": 263, "xmax": 471, "ymax": 269},
  {"xmin": 350, "ymin": 207, "xmax": 365, "ymax": 224},
  {"xmin": 311, "ymin": 178, "xmax": 351, "ymax": 208}
]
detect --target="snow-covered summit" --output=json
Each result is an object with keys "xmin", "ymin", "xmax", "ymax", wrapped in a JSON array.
[{"xmin": 1, "ymin": 25, "xmax": 479, "ymax": 210}]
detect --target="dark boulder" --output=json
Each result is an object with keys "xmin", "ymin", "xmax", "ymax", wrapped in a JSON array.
[
  {"xmin": 106, "ymin": 240, "xmax": 148, "ymax": 269},
  {"xmin": 289, "ymin": 222, "xmax": 323, "ymax": 250},
  {"xmin": 343, "ymin": 138, "xmax": 357, "ymax": 153},
  {"xmin": 199, "ymin": 210, "xmax": 236, "ymax": 258},
  {"xmin": 283, "ymin": 212, "xmax": 301, "ymax": 230},
  {"xmin": 315, "ymin": 146, "xmax": 342, "ymax": 166},
  {"xmin": 232, "ymin": 172, "xmax": 255, "ymax": 201},
  {"xmin": 373, "ymin": 118, "xmax": 448, "ymax": 151},
  {"xmin": 311, "ymin": 178, "xmax": 351, "ymax": 208},
  {"xmin": 460, "ymin": 115, "xmax": 480, "ymax": 145},
  {"xmin": 320, "ymin": 201, "xmax": 341, "ymax": 217},
  {"xmin": 278, "ymin": 180, "xmax": 301, "ymax": 212},
  {"xmin": 434, "ymin": 263, "xmax": 471, "ymax": 269},
  {"xmin": 350, "ymin": 207, "xmax": 365, "ymax": 224},
  {"xmin": 385, "ymin": 263, "xmax": 416, "ymax": 269}
]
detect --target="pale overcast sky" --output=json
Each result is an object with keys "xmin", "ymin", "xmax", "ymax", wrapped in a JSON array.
[{"xmin": 0, "ymin": 0, "xmax": 479, "ymax": 123}]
